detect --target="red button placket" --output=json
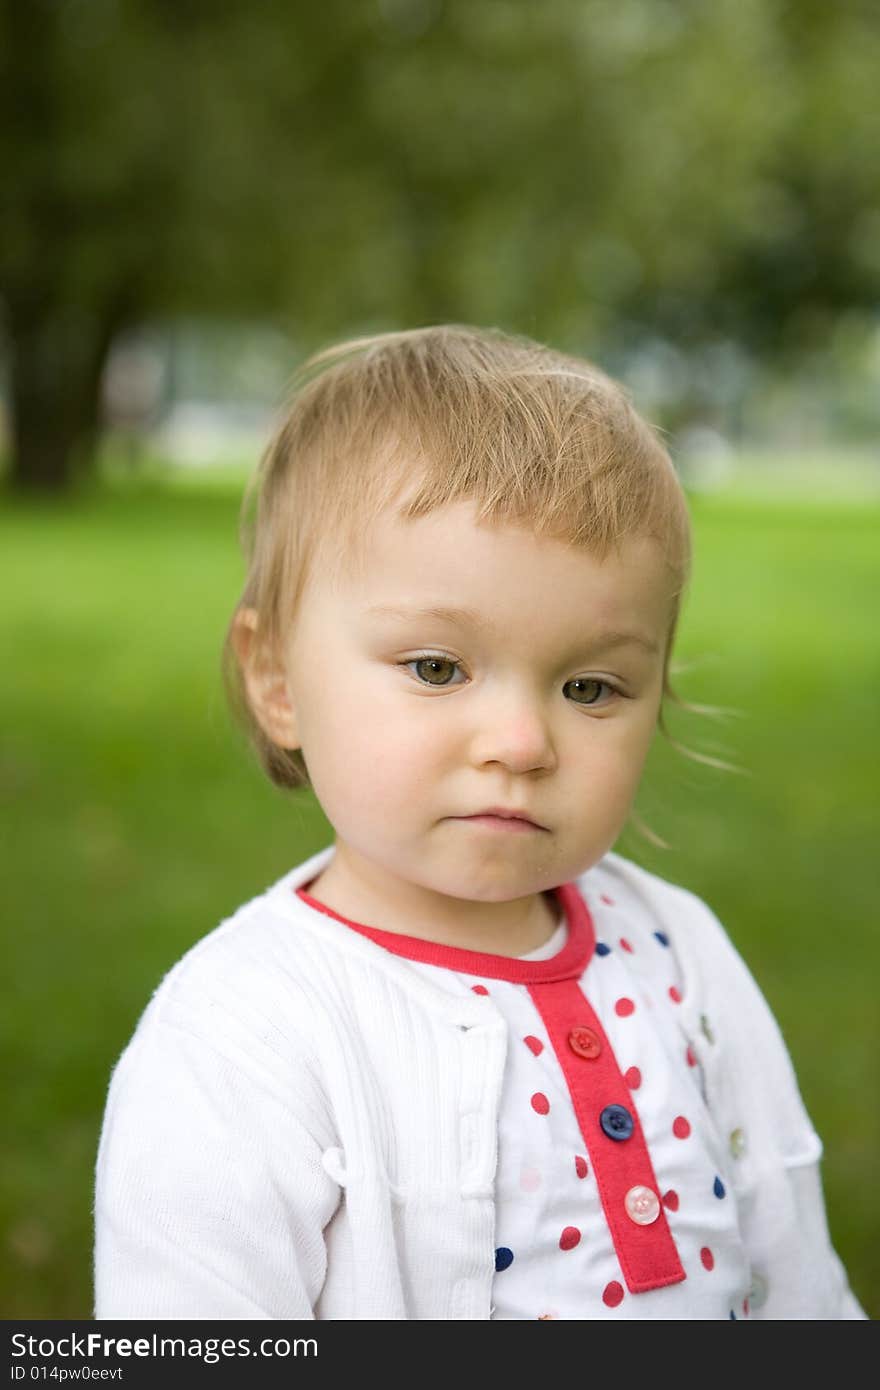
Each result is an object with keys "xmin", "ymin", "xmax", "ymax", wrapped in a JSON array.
[{"xmin": 527, "ymin": 977, "xmax": 686, "ymax": 1294}]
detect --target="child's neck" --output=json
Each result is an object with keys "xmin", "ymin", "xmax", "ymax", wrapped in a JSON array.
[{"xmin": 304, "ymin": 854, "xmax": 563, "ymax": 959}]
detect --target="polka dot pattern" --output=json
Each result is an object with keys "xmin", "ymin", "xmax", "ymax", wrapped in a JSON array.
[{"xmin": 383, "ymin": 872, "xmax": 751, "ymax": 1319}]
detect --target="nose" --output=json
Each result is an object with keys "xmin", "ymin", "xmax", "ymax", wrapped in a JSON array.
[{"xmin": 469, "ymin": 684, "xmax": 557, "ymax": 774}]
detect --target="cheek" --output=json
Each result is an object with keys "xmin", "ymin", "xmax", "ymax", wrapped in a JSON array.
[
  {"xmin": 301, "ymin": 679, "xmax": 436, "ymax": 807},
  {"xmin": 570, "ymin": 710, "xmax": 656, "ymax": 796}
]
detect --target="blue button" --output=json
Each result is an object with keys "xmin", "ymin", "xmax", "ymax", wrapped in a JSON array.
[
  {"xmin": 599, "ymin": 1104, "xmax": 634, "ymax": 1141},
  {"xmin": 654, "ymin": 931, "xmax": 670, "ymax": 947},
  {"xmin": 595, "ymin": 942, "xmax": 611, "ymax": 956}
]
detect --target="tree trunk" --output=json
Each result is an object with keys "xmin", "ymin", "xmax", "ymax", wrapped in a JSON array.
[{"xmin": 5, "ymin": 303, "xmax": 119, "ymax": 495}]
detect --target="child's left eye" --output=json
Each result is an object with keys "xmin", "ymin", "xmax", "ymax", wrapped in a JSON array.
[{"xmin": 565, "ymin": 677, "xmax": 619, "ymax": 706}]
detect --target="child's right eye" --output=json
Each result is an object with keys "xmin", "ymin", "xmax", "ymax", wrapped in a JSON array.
[{"xmin": 400, "ymin": 654, "xmax": 466, "ymax": 687}]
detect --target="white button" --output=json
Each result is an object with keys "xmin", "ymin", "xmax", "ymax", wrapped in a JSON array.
[
  {"xmin": 730, "ymin": 1127, "xmax": 747, "ymax": 1158},
  {"xmin": 624, "ymin": 1184, "xmax": 660, "ymax": 1225}
]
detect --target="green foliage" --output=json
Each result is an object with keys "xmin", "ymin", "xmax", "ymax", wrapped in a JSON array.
[
  {"xmin": 3, "ymin": 1, "xmax": 879, "ymax": 346},
  {"xmin": 0, "ymin": 470, "xmax": 877, "ymax": 1316}
]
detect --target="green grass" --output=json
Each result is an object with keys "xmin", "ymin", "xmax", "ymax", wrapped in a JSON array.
[{"xmin": 1, "ymin": 469, "xmax": 878, "ymax": 1318}]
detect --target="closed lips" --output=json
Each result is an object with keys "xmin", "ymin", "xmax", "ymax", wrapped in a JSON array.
[{"xmin": 466, "ymin": 808, "xmax": 546, "ymax": 828}]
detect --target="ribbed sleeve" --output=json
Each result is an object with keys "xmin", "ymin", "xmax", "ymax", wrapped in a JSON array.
[{"xmin": 94, "ymin": 1013, "xmax": 342, "ymax": 1318}]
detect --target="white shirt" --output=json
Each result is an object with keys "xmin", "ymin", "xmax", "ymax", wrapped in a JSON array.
[{"xmin": 93, "ymin": 844, "xmax": 866, "ymax": 1320}]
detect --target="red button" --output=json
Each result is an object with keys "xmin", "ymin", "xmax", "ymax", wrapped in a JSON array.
[{"xmin": 568, "ymin": 1026, "xmax": 601, "ymax": 1059}]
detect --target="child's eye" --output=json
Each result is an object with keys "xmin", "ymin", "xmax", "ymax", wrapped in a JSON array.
[
  {"xmin": 565, "ymin": 677, "xmax": 620, "ymax": 706},
  {"xmin": 401, "ymin": 654, "xmax": 466, "ymax": 687}
]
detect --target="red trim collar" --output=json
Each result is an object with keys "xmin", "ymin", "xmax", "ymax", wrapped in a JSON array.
[{"xmin": 293, "ymin": 878, "xmax": 595, "ymax": 983}]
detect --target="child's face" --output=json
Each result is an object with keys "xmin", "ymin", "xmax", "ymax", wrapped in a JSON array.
[{"xmin": 275, "ymin": 496, "xmax": 672, "ymax": 909}]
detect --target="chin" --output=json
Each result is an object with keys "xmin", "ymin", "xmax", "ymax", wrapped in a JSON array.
[{"xmin": 434, "ymin": 868, "xmax": 551, "ymax": 903}]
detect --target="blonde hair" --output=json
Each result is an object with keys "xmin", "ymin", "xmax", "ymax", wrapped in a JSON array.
[{"xmin": 222, "ymin": 324, "xmax": 737, "ymax": 850}]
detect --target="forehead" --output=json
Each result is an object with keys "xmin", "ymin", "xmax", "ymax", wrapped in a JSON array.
[{"xmin": 309, "ymin": 498, "xmax": 674, "ymax": 641}]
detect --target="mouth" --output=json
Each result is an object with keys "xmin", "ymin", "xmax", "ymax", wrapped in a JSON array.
[{"xmin": 452, "ymin": 810, "xmax": 548, "ymax": 833}]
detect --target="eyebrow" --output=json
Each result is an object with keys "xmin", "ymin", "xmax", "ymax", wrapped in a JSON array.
[{"xmin": 364, "ymin": 603, "xmax": 661, "ymax": 656}]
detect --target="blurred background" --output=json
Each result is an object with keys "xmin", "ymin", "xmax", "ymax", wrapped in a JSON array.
[{"xmin": 1, "ymin": 0, "xmax": 877, "ymax": 1318}]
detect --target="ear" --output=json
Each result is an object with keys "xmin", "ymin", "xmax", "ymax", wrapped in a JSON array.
[{"xmin": 231, "ymin": 608, "xmax": 301, "ymax": 750}]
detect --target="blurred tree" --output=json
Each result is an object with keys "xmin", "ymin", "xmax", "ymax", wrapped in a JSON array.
[
  {"xmin": 1, "ymin": 0, "xmax": 878, "ymax": 492},
  {"xmin": 0, "ymin": 0, "xmax": 206, "ymax": 491}
]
